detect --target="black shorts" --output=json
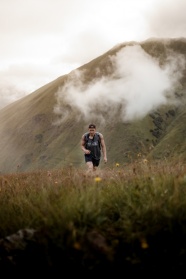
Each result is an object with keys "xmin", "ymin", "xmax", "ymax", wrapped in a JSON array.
[{"xmin": 84, "ymin": 154, "xmax": 100, "ymax": 167}]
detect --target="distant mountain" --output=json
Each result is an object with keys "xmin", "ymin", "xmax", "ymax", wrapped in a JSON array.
[{"xmin": 0, "ymin": 38, "xmax": 186, "ymax": 174}]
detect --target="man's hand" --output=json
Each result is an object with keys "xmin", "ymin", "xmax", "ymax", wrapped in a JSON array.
[
  {"xmin": 84, "ymin": 149, "xmax": 91, "ymax": 154},
  {"xmin": 104, "ymin": 157, "xmax": 107, "ymax": 164}
]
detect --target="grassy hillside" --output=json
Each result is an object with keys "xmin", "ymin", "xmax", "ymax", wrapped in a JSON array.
[{"xmin": 0, "ymin": 38, "xmax": 185, "ymax": 174}]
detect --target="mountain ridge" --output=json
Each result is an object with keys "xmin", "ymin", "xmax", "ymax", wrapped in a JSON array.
[{"xmin": 0, "ymin": 37, "xmax": 185, "ymax": 174}]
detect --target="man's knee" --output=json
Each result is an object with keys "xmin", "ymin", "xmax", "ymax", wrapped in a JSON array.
[{"xmin": 86, "ymin": 162, "xmax": 93, "ymax": 170}]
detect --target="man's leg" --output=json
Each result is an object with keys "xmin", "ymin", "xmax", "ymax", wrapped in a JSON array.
[
  {"xmin": 86, "ymin": 161, "xmax": 94, "ymax": 172},
  {"xmin": 92, "ymin": 158, "xmax": 100, "ymax": 171},
  {"xmin": 93, "ymin": 166, "xmax": 97, "ymax": 171}
]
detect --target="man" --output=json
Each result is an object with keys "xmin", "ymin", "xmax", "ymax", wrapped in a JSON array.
[{"xmin": 81, "ymin": 124, "xmax": 107, "ymax": 172}]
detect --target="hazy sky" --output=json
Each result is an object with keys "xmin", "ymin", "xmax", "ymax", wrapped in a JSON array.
[{"xmin": 0, "ymin": 0, "xmax": 186, "ymax": 109}]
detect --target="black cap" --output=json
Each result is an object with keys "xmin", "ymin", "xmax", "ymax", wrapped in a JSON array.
[{"xmin": 88, "ymin": 124, "xmax": 96, "ymax": 128}]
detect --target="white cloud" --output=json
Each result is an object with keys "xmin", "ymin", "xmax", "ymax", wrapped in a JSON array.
[{"xmin": 54, "ymin": 45, "xmax": 185, "ymax": 123}]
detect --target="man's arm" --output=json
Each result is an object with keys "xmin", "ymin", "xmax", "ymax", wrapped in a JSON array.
[
  {"xmin": 100, "ymin": 134, "xmax": 107, "ymax": 163},
  {"xmin": 81, "ymin": 135, "xmax": 90, "ymax": 154}
]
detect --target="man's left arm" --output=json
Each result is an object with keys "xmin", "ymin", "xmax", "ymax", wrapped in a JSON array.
[{"xmin": 100, "ymin": 135, "xmax": 107, "ymax": 163}]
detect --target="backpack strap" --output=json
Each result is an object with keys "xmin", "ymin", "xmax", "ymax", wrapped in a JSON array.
[{"xmin": 84, "ymin": 132, "xmax": 89, "ymax": 141}]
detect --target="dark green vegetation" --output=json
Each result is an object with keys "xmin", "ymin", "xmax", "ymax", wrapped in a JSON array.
[
  {"xmin": 0, "ymin": 161, "xmax": 186, "ymax": 276},
  {"xmin": 0, "ymin": 38, "xmax": 186, "ymax": 174}
]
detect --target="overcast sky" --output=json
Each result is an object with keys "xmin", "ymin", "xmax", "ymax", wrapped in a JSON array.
[{"xmin": 0, "ymin": 0, "xmax": 186, "ymax": 109}]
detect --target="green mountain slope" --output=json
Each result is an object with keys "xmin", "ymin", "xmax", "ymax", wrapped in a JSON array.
[{"xmin": 0, "ymin": 38, "xmax": 185, "ymax": 174}]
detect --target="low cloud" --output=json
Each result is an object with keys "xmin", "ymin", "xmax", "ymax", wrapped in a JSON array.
[
  {"xmin": 0, "ymin": 62, "xmax": 67, "ymax": 109},
  {"xmin": 0, "ymin": 80, "xmax": 27, "ymax": 109},
  {"xmin": 54, "ymin": 45, "xmax": 185, "ymax": 124}
]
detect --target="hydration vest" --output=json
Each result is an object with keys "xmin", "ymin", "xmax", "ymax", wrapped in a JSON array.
[
  {"xmin": 84, "ymin": 132, "xmax": 101, "ymax": 149},
  {"xmin": 84, "ymin": 132, "xmax": 101, "ymax": 159}
]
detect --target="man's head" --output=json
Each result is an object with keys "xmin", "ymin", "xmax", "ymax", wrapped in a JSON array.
[
  {"xmin": 89, "ymin": 124, "xmax": 96, "ymax": 129},
  {"xmin": 88, "ymin": 124, "xmax": 96, "ymax": 134}
]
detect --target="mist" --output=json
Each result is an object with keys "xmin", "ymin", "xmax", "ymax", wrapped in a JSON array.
[
  {"xmin": 0, "ymin": 81, "xmax": 27, "ymax": 110},
  {"xmin": 54, "ymin": 45, "xmax": 185, "ymax": 124}
]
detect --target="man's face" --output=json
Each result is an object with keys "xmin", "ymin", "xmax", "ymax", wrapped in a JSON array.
[{"xmin": 89, "ymin": 128, "xmax": 96, "ymax": 135}]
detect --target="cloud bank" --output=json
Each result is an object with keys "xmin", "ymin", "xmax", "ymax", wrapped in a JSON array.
[{"xmin": 54, "ymin": 45, "xmax": 185, "ymax": 124}]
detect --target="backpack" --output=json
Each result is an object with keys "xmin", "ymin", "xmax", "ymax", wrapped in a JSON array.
[{"xmin": 84, "ymin": 132, "xmax": 101, "ymax": 150}]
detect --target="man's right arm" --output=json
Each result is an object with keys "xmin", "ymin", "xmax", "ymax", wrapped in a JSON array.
[
  {"xmin": 81, "ymin": 135, "xmax": 86, "ymax": 152},
  {"xmin": 81, "ymin": 135, "xmax": 90, "ymax": 154}
]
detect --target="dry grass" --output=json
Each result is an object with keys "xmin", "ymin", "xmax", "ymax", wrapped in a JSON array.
[{"xmin": 0, "ymin": 159, "xmax": 186, "ymax": 275}]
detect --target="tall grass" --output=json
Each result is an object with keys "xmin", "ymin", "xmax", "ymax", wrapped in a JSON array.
[{"xmin": 0, "ymin": 159, "xmax": 186, "ymax": 275}]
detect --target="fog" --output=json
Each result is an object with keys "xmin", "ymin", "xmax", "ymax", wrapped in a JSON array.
[{"xmin": 54, "ymin": 45, "xmax": 185, "ymax": 124}]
